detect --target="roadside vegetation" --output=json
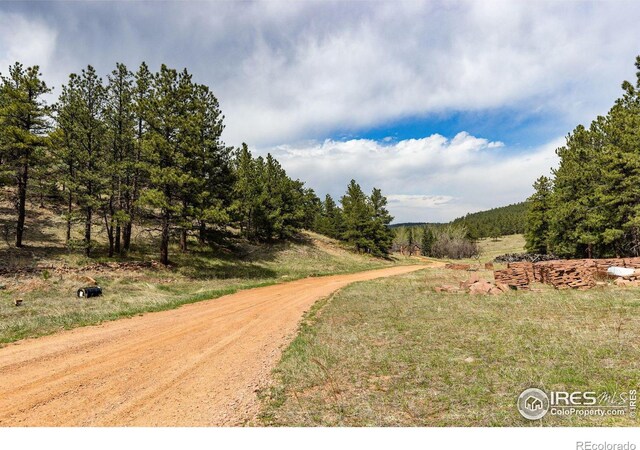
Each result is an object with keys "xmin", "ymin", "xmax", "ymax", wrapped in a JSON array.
[
  {"xmin": 0, "ymin": 60, "xmax": 403, "ymax": 344},
  {"xmin": 259, "ymin": 237, "xmax": 640, "ymax": 426},
  {"xmin": 0, "ymin": 204, "xmax": 411, "ymax": 345}
]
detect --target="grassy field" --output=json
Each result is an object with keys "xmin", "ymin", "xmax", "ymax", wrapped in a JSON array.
[
  {"xmin": 475, "ymin": 234, "xmax": 527, "ymax": 261},
  {"xmin": 0, "ymin": 203, "xmax": 414, "ymax": 345},
  {"xmin": 259, "ymin": 236, "xmax": 640, "ymax": 426}
]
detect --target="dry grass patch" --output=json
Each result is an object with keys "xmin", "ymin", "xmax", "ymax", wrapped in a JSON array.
[{"xmin": 259, "ymin": 267, "xmax": 640, "ymax": 426}]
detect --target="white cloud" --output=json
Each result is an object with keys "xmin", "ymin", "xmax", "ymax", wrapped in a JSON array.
[
  {"xmin": 218, "ymin": 1, "xmax": 640, "ymax": 146},
  {"xmin": 263, "ymin": 133, "xmax": 561, "ymax": 223},
  {"xmin": 4, "ymin": 2, "xmax": 637, "ymax": 147},
  {"xmin": 0, "ymin": 13, "xmax": 57, "ymax": 78}
]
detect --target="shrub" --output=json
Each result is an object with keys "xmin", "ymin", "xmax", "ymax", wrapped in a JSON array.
[{"xmin": 428, "ymin": 225, "xmax": 478, "ymax": 259}]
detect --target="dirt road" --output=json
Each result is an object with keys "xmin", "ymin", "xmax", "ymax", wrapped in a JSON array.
[{"xmin": 0, "ymin": 264, "xmax": 425, "ymax": 426}]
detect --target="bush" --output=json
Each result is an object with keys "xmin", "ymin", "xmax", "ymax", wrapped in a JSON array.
[{"xmin": 428, "ymin": 225, "xmax": 478, "ymax": 259}]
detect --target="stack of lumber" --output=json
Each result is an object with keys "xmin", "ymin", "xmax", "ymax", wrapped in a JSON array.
[{"xmin": 494, "ymin": 257, "xmax": 640, "ymax": 290}]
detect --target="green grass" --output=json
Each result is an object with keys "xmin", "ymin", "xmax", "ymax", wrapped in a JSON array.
[
  {"xmin": 259, "ymin": 243, "xmax": 640, "ymax": 426},
  {"xmin": 0, "ymin": 229, "xmax": 418, "ymax": 345},
  {"xmin": 475, "ymin": 234, "xmax": 527, "ymax": 261}
]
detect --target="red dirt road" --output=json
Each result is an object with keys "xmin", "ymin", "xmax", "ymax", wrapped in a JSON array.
[{"xmin": 0, "ymin": 265, "xmax": 425, "ymax": 426}]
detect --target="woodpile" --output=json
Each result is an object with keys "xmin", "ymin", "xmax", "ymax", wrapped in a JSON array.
[{"xmin": 494, "ymin": 257, "xmax": 640, "ymax": 290}]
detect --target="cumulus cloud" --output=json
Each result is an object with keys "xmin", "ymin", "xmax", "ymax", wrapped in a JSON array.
[
  {"xmin": 263, "ymin": 132, "xmax": 561, "ymax": 223},
  {"xmin": 0, "ymin": 13, "xmax": 57, "ymax": 78},
  {"xmin": 1, "ymin": 1, "xmax": 640, "ymax": 146},
  {"xmin": 0, "ymin": 2, "xmax": 633, "ymax": 220}
]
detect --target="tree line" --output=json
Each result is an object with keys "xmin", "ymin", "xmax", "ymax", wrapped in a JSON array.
[
  {"xmin": 0, "ymin": 62, "xmax": 394, "ymax": 263},
  {"xmin": 451, "ymin": 202, "xmax": 528, "ymax": 240},
  {"xmin": 525, "ymin": 56, "xmax": 640, "ymax": 258}
]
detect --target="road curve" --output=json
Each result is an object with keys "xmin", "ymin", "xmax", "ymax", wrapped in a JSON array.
[{"xmin": 0, "ymin": 264, "xmax": 425, "ymax": 426}]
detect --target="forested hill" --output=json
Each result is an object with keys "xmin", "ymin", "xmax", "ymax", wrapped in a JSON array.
[{"xmin": 450, "ymin": 202, "xmax": 528, "ymax": 239}]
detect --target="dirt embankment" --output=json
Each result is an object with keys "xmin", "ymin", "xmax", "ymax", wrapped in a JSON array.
[{"xmin": 0, "ymin": 264, "xmax": 425, "ymax": 426}]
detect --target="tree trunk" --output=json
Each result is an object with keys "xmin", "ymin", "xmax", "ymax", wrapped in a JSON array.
[
  {"xmin": 115, "ymin": 224, "xmax": 121, "ymax": 254},
  {"xmin": 123, "ymin": 222, "xmax": 132, "ymax": 252},
  {"xmin": 105, "ymin": 213, "xmax": 114, "ymax": 258},
  {"xmin": 15, "ymin": 163, "xmax": 28, "ymax": 248},
  {"xmin": 66, "ymin": 192, "xmax": 73, "ymax": 243},
  {"xmin": 85, "ymin": 205, "xmax": 92, "ymax": 257},
  {"xmin": 199, "ymin": 221, "xmax": 206, "ymax": 244},
  {"xmin": 180, "ymin": 229, "xmax": 187, "ymax": 252},
  {"xmin": 160, "ymin": 209, "xmax": 170, "ymax": 265}
]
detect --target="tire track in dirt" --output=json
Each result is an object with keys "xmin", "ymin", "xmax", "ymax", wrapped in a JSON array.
[{"xmin": 0, "ymin": 264, "xmax": 427, "ymax": 426}]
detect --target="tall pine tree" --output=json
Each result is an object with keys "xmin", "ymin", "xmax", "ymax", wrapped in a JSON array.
[{"xmin": 0, "ymin": 63, "xmax": 52, "ymax": 247}]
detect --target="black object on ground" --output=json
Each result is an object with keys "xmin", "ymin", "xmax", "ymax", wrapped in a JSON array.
[{"xmin": 77, "ymin": 286, "xmax": 103, "ymax": 298}]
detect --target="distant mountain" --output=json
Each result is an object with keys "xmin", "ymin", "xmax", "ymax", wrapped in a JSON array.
[
  {"xmin": 450, "ymin": 202, "xmax": 528, "ymax": 239},
  {"xmin": 391, "ymin": 201, "xmax": 528, "ymax": 239},
  {"xmin": 389, "ymin": 222, "xmax": 432, "ymax": 229}
]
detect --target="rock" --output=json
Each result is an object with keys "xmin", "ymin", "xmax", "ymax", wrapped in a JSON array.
[
  {"xmin": 445, "ymin": 263, "xmax": 471, "ymax": 270},
  {"xmin": 615, "ymin": 278, "xmax": 630, "ymax": 287},
  {"xmin": 436, "ymin": 284, "xmax": 462, "ymax": 293},
  {"xmin": 484, "ymin": 262, "xmax": 494, "ymax": 270},
  {"xmin": 495, "ymin": 283, "xmax": 510, "ymax": 292},
  {"xmin": 77, "ymin": 275, "xmax": 97, "ymax": 285},
  {"xmin": 469, "ymin": 281, "xmax": 493, "ymax": 295}
]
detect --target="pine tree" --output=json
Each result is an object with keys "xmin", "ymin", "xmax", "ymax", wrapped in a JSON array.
[
  {"xmin": 56, "ymin": 66, "xmax": 107, "ymax": 256},
  {"xmin": 368, "ymin": 187, "xmax": 394, "ymax": 255},
  {"xmin": 0, "ymin": 63, "xmax": 52, "ymax": 247},
  {"xmin": 341, "ymin": 180, "xmax": 374, "ymax": 252},
  {"xmin": 524, "ymin": 176, "xmax": 552, "ymax": 254},
  {"xmin": 104, "ymin": 63, "xmax": 136, "ymax": 256},
  {"xmin": 139, "ymin": 65, "xmax": 198, "ymax": 264},
  {"xmin": 124, "ymin": 62, "xmax": 153, "ymax": 252},
  {"xmin": 190, "ymin": 83, "xmax": 232, "ymax": 244},
  {"xmin": 421, "ymin": 225, "xmax": 435, "ymax": 256},
  {"xmin": 232, "ymin": 143, "xmax": 259, "ymax": 239},
  {"xmin": 315, "ymin": 194, "xmax": 343, "ymax": 239}
]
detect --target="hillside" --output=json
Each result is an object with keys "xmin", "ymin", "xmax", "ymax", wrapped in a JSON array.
[
  {"xmin": 450, "ymin": 202, "xmax": 528, "ymax": 239},
  {"xmin": 392, "ymin": 202, "xmax": 528, "ymax": 241},
  {"xmin": 0, "ymin": 202, "xmax": 412, "ymax": 344}
]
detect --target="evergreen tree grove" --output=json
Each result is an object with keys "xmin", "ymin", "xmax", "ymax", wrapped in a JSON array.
[
  {"xmin": 527, "ymin": 55, "xmax": 640, "ymax": 258},
  {"xmin": 0, "ymin": 60, "xmax": 398, "ymax": 262}
]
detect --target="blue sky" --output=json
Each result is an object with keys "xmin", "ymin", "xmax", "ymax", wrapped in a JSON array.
[{"xmin": 1, "ymin": 0, "xmax": 639, "ymax": 222}]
